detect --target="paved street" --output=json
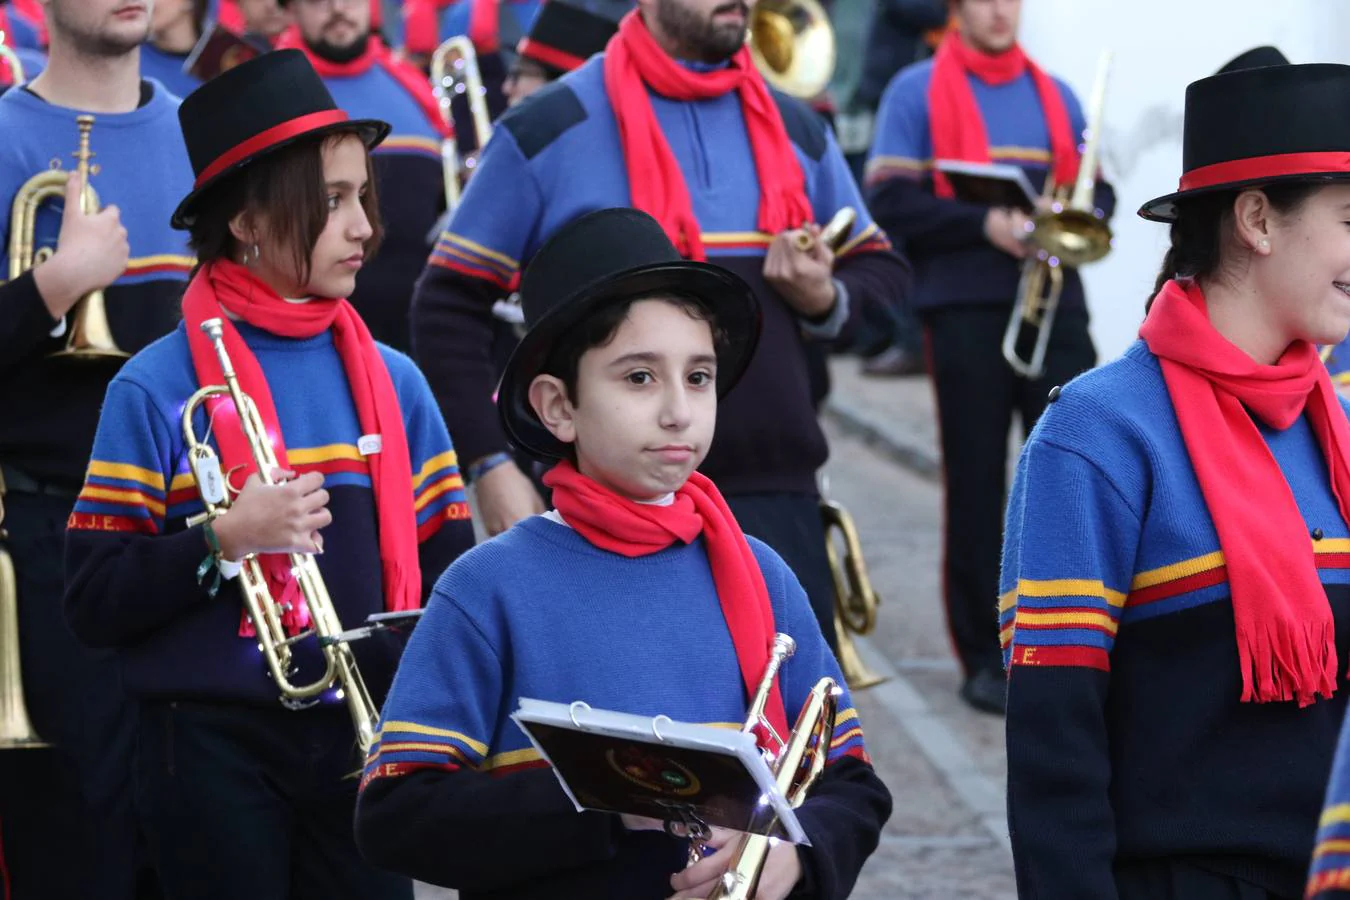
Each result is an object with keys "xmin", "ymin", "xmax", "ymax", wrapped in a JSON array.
[{"xmin": 418, "ymin": 355, "xmax": 1017, "ymax": 899}]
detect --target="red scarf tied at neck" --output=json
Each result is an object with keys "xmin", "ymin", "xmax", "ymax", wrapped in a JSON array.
[
  {"xmin": 542, "ymin": 461, "xmax": 789, "ymax": 746},
  {"xmin": 404, "ymin": 0, "xmax": 499, "ymax": 55},
  {"xmin": 602, "ymin": 10, "xmax": 812, "ymax": 261},
  {"xmin": 182, "ymin": 260, "xmax": 422, "ymax": 637},
  {"xmin": 1140, "ymin": 279, "xmax": 1350, "ymax": 706},
  {"xmin": 926, "ymin": 30, "xmax": 1078, "ymax": 199},
  {"xmin": 276, "ymin": 28, "xmax": 449, "ymax": 138}
]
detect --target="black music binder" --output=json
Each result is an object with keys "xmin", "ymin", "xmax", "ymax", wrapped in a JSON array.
[{"xmin": 935, "ymin": 159, "xmax": 1040, "ymax": 211}]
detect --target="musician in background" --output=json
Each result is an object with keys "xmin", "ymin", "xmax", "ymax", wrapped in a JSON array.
[
  {"xmin": 0, "ymin": 0, "xmax": 43, "ymax": 50},
  {"xmin": 278, "ymin": 0, "xmax": 448, "ymax": 354},
  {"xmin": 356, "ymin": 207, "xmax": 890, "ymax": 899},
  {"xmin": 410, "ymin": 0, "xmax": 909, "ymax": 650},
  {"xmin": 503, "ymin": 0, "xmax": 619, "ymax": 107},
  {"xmin": 143, "ymin": 0, "xmax": 208, "ymax": 98},
  {"xmin": 864, "ymin": 0, "xmax": 1113, "ymax": 715},
  {"xmin": 212, "ymin": 0, "xmax": 292, "ymax": 45},
  {"xmin": 63, "ymin": 50, "xmax": 474, "ymax": 900},
  {"xmin": 0, "ymin": 1, "xmax": 193, "ymax": 896}
]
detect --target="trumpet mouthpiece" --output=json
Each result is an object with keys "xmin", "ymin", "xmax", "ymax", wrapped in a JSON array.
[
  {"xmin": 201, "ymin": 318, "xmax": 224, "ymax": 340},
  {"xmin": 772, "ymin": 633, "xmax": 797, "ymax": 659}
]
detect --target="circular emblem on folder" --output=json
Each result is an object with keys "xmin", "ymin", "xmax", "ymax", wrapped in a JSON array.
[{"xmin": 606, "ymin": 747, "xmax": 702, "ymax": 797}]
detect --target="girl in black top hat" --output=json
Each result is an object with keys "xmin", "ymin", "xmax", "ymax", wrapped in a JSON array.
[
  {"xmin": 63, "ymin": 49, "xmax": 475, "ymax": 900},
  {"xmin": 999, "ymin": 63, "xmax": 1350, "ymax": 899}
]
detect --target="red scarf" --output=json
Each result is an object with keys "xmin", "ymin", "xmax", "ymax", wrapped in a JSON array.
[
  {"xmin": 277, "ymin": 28, "xmax": 449, "ymax": 138},
  {"xmin": 1139, "ymin": 279, "xmax": 1350, "ymax": 706},
  {"xmin": 10, "ymin": 0, "xmax": 43, "ymax": 47},
  {"xmin": 927, "ymin": 31, "xmax": 1078, "ymax": 199},
  {"xmin": 602, "ymin": 10, "xmax": 812, "ymax": 261},
  {"xmin": 542, "ymin": 462, "xmax": 789, "ymax": 745},
  {"xmin": 182, "ymin": 260, "xmax": 422, "ymax": 636},
  {"xmin": 403, "ymin": 0, "xmax": 453, "ymax": 55}
]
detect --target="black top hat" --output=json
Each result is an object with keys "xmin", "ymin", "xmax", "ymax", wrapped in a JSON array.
[
  {"xmin": 1140, "ymin": 63, "xmax": 1350, "ymax": 222},
  {"xmin": 498, "ymin": 208, "xmax": 762, "ymax": 462},
  {"xmin": 1216, "ymin": 45, "xmax": 1290, "ymax": 75},
  {"xmin": 170, "ymin": 49, "xmax": 391, "ymax": 229},
  {"xmin": 515, "ymin": 0, "xmax": 618, "ymax": 78}
]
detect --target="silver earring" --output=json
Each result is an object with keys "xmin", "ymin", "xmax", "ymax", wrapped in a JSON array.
[
  {"xmin": 1259, "ymin": 239, "xmax": 1270, "ymax": 248},
  {"xmin": 248, "ymin": 243, "xmax": 260, "ymax": 265}
]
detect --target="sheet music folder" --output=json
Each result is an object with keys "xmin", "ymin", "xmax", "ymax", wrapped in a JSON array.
[
  {"xmin": 934, "ymin": 159, "xmax": 1040, "ymax": 211},
  {"xmin": 511, "ymin": 698, "xmax": 809, "ymax": 845}
]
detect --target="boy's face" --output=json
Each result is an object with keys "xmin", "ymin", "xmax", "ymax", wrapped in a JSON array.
[{"xmin": 531, "ymin": 298, "xmax": 719, "ymax": 501}]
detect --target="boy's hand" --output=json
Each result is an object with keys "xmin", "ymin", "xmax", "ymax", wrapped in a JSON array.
[
  {"xmin": 667, "ymin": 827, "xmax": 802, "ymax": 900},
  {"xmin": 763, "ymin": 226, "xmax": 838, "ymax": 320},
  {"xmin": 211, "ymin": 469, "xmax": 330, "ymax": 561}
]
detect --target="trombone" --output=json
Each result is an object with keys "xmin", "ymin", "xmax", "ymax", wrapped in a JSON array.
[
  {"xmin": 0, "ymin": 30, "xmax": 24, "ymax": 85},
  {"xmin": 8, "ymin": 115, "xmax": 128, "ymax": 360},
  {"xmin": 820, "ymin": 483, "xmax": 887, "ymax": 691},
  {"xmin": 182, "ymin": 319, "xmax": 381, "ymax": 754},
  {"xmin": 1003, "ymin": 51, "xmax": 1114, "ymax": 379},
  {"xmin": 431, "ymin": 36, "xmax": 493, "ymax": 212}
]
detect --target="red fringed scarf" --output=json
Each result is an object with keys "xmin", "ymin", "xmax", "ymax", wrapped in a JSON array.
[
  {"xmin": 542, "ymin": 461, "xmax": 789, "ymax": 745},
  {"xmin": 1140, "ymin": 279, "xmax": 1350, "ymax": 706},
  {"xmin": 602, "ymin": 10, "xmax": 812, "ymax": 261},
  {"xmin": 404, "ymin": 0, "xmax": 501, "ymax": 55},
  {"xmin": 277, "ymin": 28, "xmax": 449, "ymax": 138},
  {"xmin": 927, "ymin": 30, "xmax": 1078, "ymax": 199},
  {"xmin": 182, "ymin": 260, "xmax": 422, "ymax": 636}
]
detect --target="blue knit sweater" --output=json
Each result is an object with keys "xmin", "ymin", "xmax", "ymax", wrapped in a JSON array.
[
  {"xmin": 354, "ymin": 514, "xmax": 891, "ymax": 899},
  {"xmin": 1001, "ymin": 340, "xmax": 1350, "ymax": 899}
]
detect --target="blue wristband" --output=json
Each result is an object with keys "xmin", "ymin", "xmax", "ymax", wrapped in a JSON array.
[{"xmin": 467, "ymin": 451, "xmax": 514, "ymax": 484}]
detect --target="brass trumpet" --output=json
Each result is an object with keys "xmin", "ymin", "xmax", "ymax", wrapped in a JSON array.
[
  {"xmin": 8, "ymin": 115, "xmax": 128, "ymax": 360},
  {"xmin": 821, "ymin": 498, "xmax": 887, "ymax": 690},
  {"xmin": 791, "ymin": 207, "xmax": 856, "ymax": 254},
  {"xmin": 686, "ymin": 633, "xmax": 840, "ymax": 900},
  {"xmin": 1004, "ymin": 51, "xmax": 1114, "ymax": 379},
  {"xmin": 181, "ymin": 319, "xmax": 381, "ymax": 754},
  {"xmin": 0, "ymin": 30, "xmax": 24, "ymax": 85},
  {"xmin": 431, "ymin": 36, "xmax": 493, "ymax": 212}
]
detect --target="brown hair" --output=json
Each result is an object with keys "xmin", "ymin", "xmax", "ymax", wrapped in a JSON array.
[
  {"xmin": 187, "ymin": 131, "xmax": 383, "ymax": 285},
  {"xmin": 1146, "ymin": 182, "xmax": 1322, "ymax": 311}
]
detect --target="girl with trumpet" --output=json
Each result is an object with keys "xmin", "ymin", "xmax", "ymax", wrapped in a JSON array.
[
  {"xmin": 63, "ymin": 50, "xmax": 474, "ymax": 900},
  {"xmin": 1001, "ymin": 61, "xmax": 1350, "ymax": 899}
]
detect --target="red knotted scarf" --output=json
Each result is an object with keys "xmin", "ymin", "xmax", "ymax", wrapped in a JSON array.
[
  {"xmin": 927, "ymin": 30, "xmax": 1078, "ymax": 199},
  {"xmin": 542, "ymin": 461, "xmax": 788, "ymax": 745},
  {"xmin": 602, "ymin": 10, "xmax": 812, "ymax": 261},
  {"xmin": 1140, "ymin": 279, "xmax": 1350, "ymax": 706},
  {"xmin": 277, "ymin": 28, "xmax": 449, "ymax": 138},
  {"xmin": 182, "ymin": 260, "xmax": 422, "ymax": 636},
  {"xmin": 403, "ymin": 0, "xmax": 453, "ymax": 55}
]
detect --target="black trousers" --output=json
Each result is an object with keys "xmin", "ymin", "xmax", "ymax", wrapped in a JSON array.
[
  {"xmin": 922, "ymin": 304, "xmax": 1096, "ymax": 676},
  {"xmin": 1116, "ymin": 858, "xmax": 1298, "ymax": 899},
  {"xmin": 0, "ymin": 486, "xmax": 150, "ymax": 900},
  {"xmin": 136, "ymin": 701, "xmax": 412, "ymax": 900},
  {"xmin": 725, "ymin": 491, "xmax": 838, "ymax": 653}
]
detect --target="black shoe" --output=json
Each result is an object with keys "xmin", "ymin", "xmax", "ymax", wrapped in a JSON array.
[
  {"xmin": 960, "ymin": 669, "xmax": 1007, "ymax": 716},
  {"xmin": 861, "ymin": 345, "xmax": 926, "ymax": 377}
]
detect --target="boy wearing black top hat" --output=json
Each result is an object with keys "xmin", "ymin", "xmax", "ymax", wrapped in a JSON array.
[
  {"xmin": 355, "ymin": 207, "xmax": 891, "ymax": 900},
  {"xmin": 63, "ymin": 50, "xmax": 474, "ymax": 900}
]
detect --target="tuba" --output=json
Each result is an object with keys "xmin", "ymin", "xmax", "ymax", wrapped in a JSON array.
[
  {"xmin": 1003, "ymin": 51, "xmax": 1113, "ymax": 379},
  {"xmin": 431, "ymin": 36, "xmax": 493, "ymax": 212},
  {"xmin": 9, "ymin": 115, "xmax": 128, "ymax": 360},
  {"xmin": 181, "ymin": 319, "xmax": 382, "ymax": 754},
  {"xmin": 0, "ymin": 484, "xmax": 47, "ymax": 750},
  {"xmin": 747, "ymin": 0, "xmax": 836, "ymax": 100},
  {"xmin": 0, "ymin": 30, "xmax": 24, "ymax": 85},
  {"xmin": 685, "ymin": 634, "xmax": 839, "ymax": 900}
]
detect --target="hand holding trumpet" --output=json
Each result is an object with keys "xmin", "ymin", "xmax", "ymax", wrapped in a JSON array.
[{"xmin": 763, "ymin": 208, "xmax": 857, "ymax": 320}]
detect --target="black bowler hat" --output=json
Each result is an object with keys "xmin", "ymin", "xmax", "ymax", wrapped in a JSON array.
[
  {"xmin": 171, "ymin": 49, "xmax": 391, "ymax": 229},
  {"xmin": 1140, "ymin": 63, "xmax": 1350, "ymax": 222},
  {"xmin": 516, "ymin": 0, "xmax": 618, "ymax": 78},
  {"xmin": 1217, "ymin": 45, "xmax": 1290, "ymax": 75},
  {"xmin": 498, "ymin": 208, "xmax": 763, "ymax": 462}
]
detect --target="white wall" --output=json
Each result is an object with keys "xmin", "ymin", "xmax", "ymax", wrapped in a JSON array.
[{"xmin": 1017, "ymin": 0, "xmax": 1350, "ymax": 362}]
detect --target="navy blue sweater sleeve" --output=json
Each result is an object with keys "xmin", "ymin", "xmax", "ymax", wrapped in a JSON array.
[
  {"xmin": 0, "ymin": 270, "xmax": 60, "ymax": 362},
  {"xmin": 1001, "ymin": 421, "xmax": 1143, "ymax": 900}
]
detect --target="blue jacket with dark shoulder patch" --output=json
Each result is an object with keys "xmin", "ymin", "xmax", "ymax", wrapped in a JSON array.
[{"xmin": 410, "ymin": 55, "xmax": 910, "ymax": 493}]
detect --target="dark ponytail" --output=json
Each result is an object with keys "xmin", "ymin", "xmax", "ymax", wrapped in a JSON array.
[{"xmin": 1145, "ymin": 182, "xmax": 1324, "ymax": 312}]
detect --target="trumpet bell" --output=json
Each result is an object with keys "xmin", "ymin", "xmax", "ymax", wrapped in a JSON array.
[
  {"xmin": 0, "ymin": 546, "xmax": 48, "ymax": 749},
  {"xmin": 51, "ymin": 289, "xmax": 130, "ymax": 360},
  {"xmin": 747, "ymin": 0, "xmax": 836, "ymax": 100}
]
